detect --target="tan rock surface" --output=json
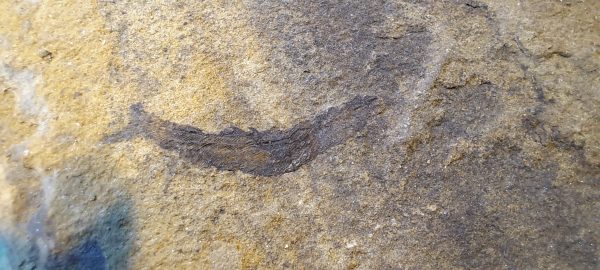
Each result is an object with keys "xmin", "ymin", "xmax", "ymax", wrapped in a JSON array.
[{"xmin": 0, "ymin": 0, "xmax": 598, "ymax": 269}]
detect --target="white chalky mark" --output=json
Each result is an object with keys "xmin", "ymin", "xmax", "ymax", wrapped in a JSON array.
[
  {"xmin": 0, "ymin": 63, "xmax": 50, "ymax": 134},
  {"xmin": 0, "ymin": 62, "xmax": 54, "ymax": 268}
]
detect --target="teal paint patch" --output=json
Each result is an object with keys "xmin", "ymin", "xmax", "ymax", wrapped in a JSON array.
[{"xmin": 0, "ymin": 237, "xmax": 14, "ymax": 270}]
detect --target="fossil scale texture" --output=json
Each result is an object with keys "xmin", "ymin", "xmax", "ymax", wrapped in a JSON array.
[
  {"xmin": 0, "ymin": 0, "xmax": 598, "ymax": 269},
  {"xmin": 104, "ymin": 96, "xmax": 383, "ymax": 176}
]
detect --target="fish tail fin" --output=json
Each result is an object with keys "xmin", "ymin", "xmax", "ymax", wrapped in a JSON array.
[{"xmin": 102, "ymin": 102, "xmax": 153, "ymax": 144}]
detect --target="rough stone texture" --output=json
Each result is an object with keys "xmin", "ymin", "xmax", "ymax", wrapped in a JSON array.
[{"xmin": 0, "ymin": 0, "xmax": 598, "ymax": 269}]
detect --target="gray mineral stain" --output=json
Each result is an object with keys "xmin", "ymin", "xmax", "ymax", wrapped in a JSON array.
[{"xmin": 105, "ymin": 96, "xmax": 382, "ymax": 176}]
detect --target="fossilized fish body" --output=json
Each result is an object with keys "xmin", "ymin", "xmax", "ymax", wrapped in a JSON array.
[{"xmin": 104, "ymin": 95, "xmax": 381, "ymax": 176}]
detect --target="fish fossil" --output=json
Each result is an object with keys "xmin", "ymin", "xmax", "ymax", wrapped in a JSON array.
[{"xmin": 104, "ymin": 95, "xmax": 382, "ymax": 176}]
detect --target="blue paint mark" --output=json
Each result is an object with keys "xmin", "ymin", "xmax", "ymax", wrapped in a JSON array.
[
  {"xmin": 48, "ymin": 240, "xmax": 107, "ymax": 270},
  {"xmin": 1, "ymin": 199, "xmax": 133, "ymax": 269},
  {"xmin": 0, "ymin": 237, "xmax": 12, "ymax": 270},
  {"xmin": 67, "ymin": 240, "xmax": 107, "ymax": 270},
  {"xmin": 0, "ymin": 234, "xmax": 39, "ymax": 270}
]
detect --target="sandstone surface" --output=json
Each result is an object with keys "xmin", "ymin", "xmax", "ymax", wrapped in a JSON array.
[{"xmin": 0, "ymin": 0, "xmax": 598, "ymax": 269}]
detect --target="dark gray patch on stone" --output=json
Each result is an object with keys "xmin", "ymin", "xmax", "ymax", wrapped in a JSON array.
[
  {"xmin": 435, "ymin": 83, "xmax": 502, "ymax": 139},
  {"xmin": 246, "ymin": 0, "xmax": 432, "ymax": 101}
]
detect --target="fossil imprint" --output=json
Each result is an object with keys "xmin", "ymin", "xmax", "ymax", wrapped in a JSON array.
[{"xmin": 104, "ymin": 96, "xmax": 382, "ymax": 176}]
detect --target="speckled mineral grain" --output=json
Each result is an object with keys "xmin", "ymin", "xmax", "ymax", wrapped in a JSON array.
[{"xmin": 0, "ymin": 0, "xmax": 598, "ymax": 269}]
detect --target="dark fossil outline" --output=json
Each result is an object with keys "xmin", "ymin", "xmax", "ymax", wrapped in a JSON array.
[{"xmin": 104, "ymin": 95, "xmax": 382, "ymax": 176}]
